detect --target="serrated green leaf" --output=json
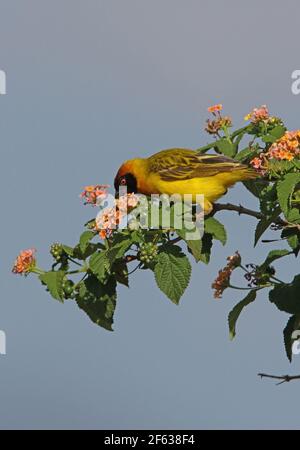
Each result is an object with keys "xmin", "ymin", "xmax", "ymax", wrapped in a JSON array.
[
  {"xmin": 130, "ymin": 230, "xmax": 143, "ymax": 244},
  {"xmin": 283, "ymin": 315, "xmax": 300, "ymax": 362},
  {"xmin": 234, "ymin": 147, "xmax": 256, "ymax": 162},
  {"xmin": 107, "ymin": 239, "xmax": 132, "ymax": 264},
  {"xmin": 243, "ymin": 179, "xmax": 269, "ymax": 199},
  {"xmin": 269, "ymin": 125, "xmax": 286, "ymax": 139},
  {"xmin": 76, "ymin": 276, "xmax": 117, "ymax": 331},
  {"xmin": 62, "ymin": 245, "xmax": 74, "ymax": 256},
  {"xmin": 262, "ymin": 134, "xmax": 277, "ymax": 143},
  {"xmin": 176, "ymin": 228, "xmax": 202, "ymax": 262},
  {"xmin": 287, "ymin": 234, "xmax": 299, "ymax": 251},
  {"xmin": 269, "ymin": 275, "xmax": 300, "ymax": 314},
  {"xmin": 277, "ymin": 173, "xmax": 300, "ymax": 217},
  {"xmin": 204, "ymin": 217, "xmax": 227, "ymax": 245},
  {"xmin": 198, "ymin": 233, "xmax": 213, "ymax": 264},
  {"xmin": 113, "ymin": 262, "xmax": 129, "ymax": 287},
  {"xmin": 260, "ymin": 249, "xmax": 291, "ymax": 270},
  {"xmin": 89, "ymin": 251, "xmax": 110, "ymax": 283},
  {"xmin": 39, "ymin": 270, "xmax": 65, "ymax": 302},
  {"xmin": 154, "ymin": 245, "xmax": 191, "ymax": 304},
  {"xmin": 228, "ymin": 290, "xmax": 257, "ymax": 340},
  {"xmin": 286, "ymin": 207, "xmax": 300, "ymax": 223},
  {"xmin": 215, "ymin": 139, "xmax": 236, "ymax": 157},
  {"xmin": 254, "ymin": 206, "xmax": 281, "ymax": 246},
  {"xmin": 79, "ymin": 230, "xmax": 95, "ymax": 253}
]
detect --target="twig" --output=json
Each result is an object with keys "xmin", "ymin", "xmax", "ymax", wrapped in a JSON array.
[
  {"xmin": 258, "ymin": 373, "xmax": 300, "ymax": 385},
  {"xmin": 213, "ymin": 202, "xmax": 300, "ymax": 230},
  {"xmin": 213, "ymin": 202, "xmax": 263, "ymax": 220}
]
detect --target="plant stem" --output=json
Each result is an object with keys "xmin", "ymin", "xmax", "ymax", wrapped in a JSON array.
[
  {"xmin": 67, "ymin": 266, "xmax": 88, "ymax": 275},
  {"xmin": 31, "ymin": 267, "xmax": 45, "ymax": 275},
  {"xmin": 195, "ymin": 142, "xmax": 217, "ymax": 153},
  {"xmin": 228, "ymin": 284, "xmax": 269, "ymax": 291},
  {"xmin": 67, "ymin": 257, "xmax": 82, "ymax": 267},
  {"xmin": 258, "ymin": 373, "xmax": 300, "ymax": 385}
]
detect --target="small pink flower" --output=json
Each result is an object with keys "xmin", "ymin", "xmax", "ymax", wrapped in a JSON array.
[
  {"xmin": 250, "ymin": 157, "xmax": 263, "ymax": 169},
  {"xmin": 245, "ymin": 105, "xmax": 269, "ymax": 123},
  {"xmin": 207, "ymin": 104, "xmax": 223, "ymax": 113},
  {"xmin": 80, "ymin": 185, "xmax": 109, "ymax": 206},
  {"xmin": 12, "ymin": 248, "xmax": 36, "ymax": 275}
]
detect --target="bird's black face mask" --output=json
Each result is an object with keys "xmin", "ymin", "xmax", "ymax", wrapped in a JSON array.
[{"xmin": 114, "ymin": 173, "xmax": 138, "ymax": 195}]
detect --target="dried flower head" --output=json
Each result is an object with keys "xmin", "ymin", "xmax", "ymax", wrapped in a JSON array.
[{"xmin": 212, "ymin": 251, "xmax": 241, "ymax": 298}]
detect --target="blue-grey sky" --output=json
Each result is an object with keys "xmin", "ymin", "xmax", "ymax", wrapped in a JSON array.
[{"xmin": 1, "ymin": 0, "xmax": 300, "ymax": 429}]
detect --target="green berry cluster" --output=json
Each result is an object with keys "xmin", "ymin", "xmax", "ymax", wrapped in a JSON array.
[
  {"xmin": 62, "ymin": 278, "xmax": 75, "ymax": 299},
  {"xmin": 138, "ymin": 242, "xmax": 158, "ymax": 265},
  {"xmin": 50, "ymin": 243, "xmax": 64, "ymax": 261}
]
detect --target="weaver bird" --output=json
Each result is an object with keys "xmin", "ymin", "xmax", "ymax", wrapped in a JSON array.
[{"xmin": 114, "ymin": 148, "xmax": 258, "ymax": 214}]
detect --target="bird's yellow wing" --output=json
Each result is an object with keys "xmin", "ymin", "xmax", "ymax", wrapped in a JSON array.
[{"xmin": 147, "ymin": 148, "xmax": 251, "ymax": 181}]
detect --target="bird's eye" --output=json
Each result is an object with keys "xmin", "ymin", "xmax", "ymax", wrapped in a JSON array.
[{"xmin": 120, "ymin": 178, "xmax": 127, "ymax": 185}]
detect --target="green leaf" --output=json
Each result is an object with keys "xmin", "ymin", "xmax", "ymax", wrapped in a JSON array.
[
  {"xmin": 262, "ymin": 134, "xmax": 277, "ymax": 143},
  {"xmin": 228, "ymin": 290, "xmax": 257, "ymax": 340},
  {"xmin": 114, "ymin": 262, "xmax": 129, "ymax": 287},
  {"xmin": 89, "ymin": 251, "xmax": 110, "ymax": 283},
  {"xmin": 282, "ymin": 228, "xmax": 300, "ymax": 253},
  {"xmin": 243, "ymin": 179, "xmax": 269, "ymax": 199},
  {"xmin": 283, "ymin": 315, "xmax": 300, "ymax": 362},
  {"xmin": 204, "ymin": 217, "xmax": 227, "ymax": 245},
  {"xmin": 176, "ymin": 228, "xmax": 202, "ymax": 262},
  {"xmin": 130, "ymin": 230, "xmax": 143, "ymax": 244},
  {"xmin": 277, "ymin": 173, "xmax": 300, "ymax": 217},
  {"xmin": 254, "ymin": 206, "xmax": 281, "ymax": 246},
  {"xmin": 107, "ymin": 239, "xmax": 132, "ymax": 264},
  {"xmin": 79, "ymin": 230, "xmax": 95, "ymax": 253},
  {"xmin": 260, "ymin": 249, "xmax": 291, "ymax": 270},
  {"xmin": 39, "ymin": 271, "xmax": 65, "ymax": 302},
  {"xmin": 76, "ymin": 276, "xmax": 117, "ymax": 331},
  {"xmin": 269, "ymin": 275, "xmax": 300, "ymax": 314},
  {"xmin": 215, "ymin": 139, "xmax": 236, "ymax": 157},
  {"xmin": 286, "ymin": 207, "xmax": 300, "ymax": 223},
  {"xmin": 234, "ymin": 147, "xmax": 257, "ymax": 162},
  {"xmin": 197, "ymin": 233, "xmax": 213, "ymax": 264},
  {"xmin": 62, "ymin": 245, "xmax": 74, "ymax": 257},
  {"xmin": 154, "ymin": 245, "xmax": 191, "ymax": 304},
  {"xmin": 287, "ymin": 234, "xmax": 299, "ymax": 251},
  {"xmin": 269, "ymin": 125, "xmax": 286, "ymax": 139}
]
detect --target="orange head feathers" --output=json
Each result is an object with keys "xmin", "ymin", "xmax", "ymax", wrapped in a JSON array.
[{"xmin": 114, "ymin": 158, "xmax": 149, "ymax": 194}]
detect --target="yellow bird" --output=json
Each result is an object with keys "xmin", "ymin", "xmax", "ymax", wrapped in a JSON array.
[{"xmin": 114, "ymin": 148, "xmax": 258, "ymax": 214}]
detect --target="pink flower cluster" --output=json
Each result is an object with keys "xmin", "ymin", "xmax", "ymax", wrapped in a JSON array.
[
  {"xmin": 80, "ymin": 185, "xmax": 109, "ymax": 206},
  {"xmin": 251, "ymin": 130, "xmax": 300, "ymax": 172},
  {"xmin": 244, "ymin": 105, "xmax": 269, "ymax": 123},
  {"xmin": 95, "ymin": 193, "xmax": 139, "ymax": 239}
]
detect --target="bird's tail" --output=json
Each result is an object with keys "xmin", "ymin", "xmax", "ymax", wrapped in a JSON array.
[
  {"xmin": 238, "ymin": 167, "xmax": 259, "ymax": 181},
  {"xmin": 220, "ymin": 166, "xmax": 259, "ymax": 188}
]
